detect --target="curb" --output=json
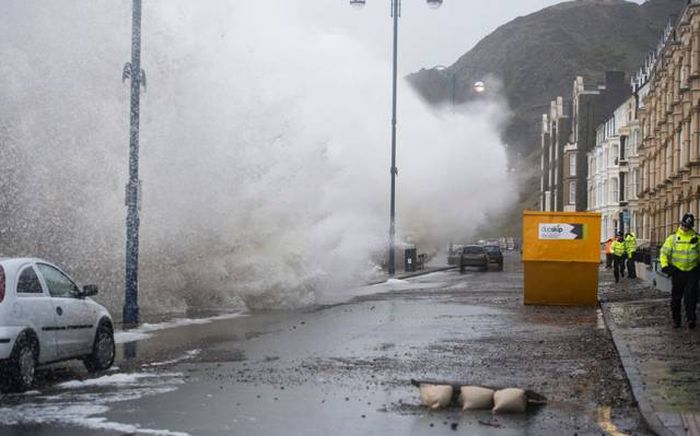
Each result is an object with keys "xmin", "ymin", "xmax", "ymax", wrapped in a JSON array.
[
  {"xmin": 599, "ymin": 292, "xmax": 676, "ymax": 436},
  {"xmin": 366, "ymin": 266, "xmax": 457, "ymax": 286}
]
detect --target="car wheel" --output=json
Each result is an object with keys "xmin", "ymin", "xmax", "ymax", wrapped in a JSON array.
[
  {"xmin": 7, "ymin": 335, "xmax": 37, "ymax": 392},
  {"xmin": 84, "ymin": 323, "xmax": 115, "ymax": 373}
]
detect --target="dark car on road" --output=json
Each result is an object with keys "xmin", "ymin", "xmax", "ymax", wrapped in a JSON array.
[
  {"xmin": 447, "ymin": 244, "xmax": 464, "ymax": 266},
  {"xmin": 459, "ymin": 245, "xmax": 488, "ymax": 272},
  {"xmin": 483, "ymin": 245, "xmax": 504, "ymax": 271}
]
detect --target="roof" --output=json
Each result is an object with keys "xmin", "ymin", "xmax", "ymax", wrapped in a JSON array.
[{"xmin": 0, "ymin": 257, "xmax": 49, "ymax": 271}]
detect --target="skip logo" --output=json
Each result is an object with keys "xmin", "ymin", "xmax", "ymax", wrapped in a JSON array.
[{"xmin": 538, "ymin": 223, "xmax": 585, "ymax": 240}]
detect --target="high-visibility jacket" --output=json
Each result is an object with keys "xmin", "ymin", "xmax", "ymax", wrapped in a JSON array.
[
  {"xmin": 612, "ymin": 240, "xmax": 626, "ymax": 257},
  {"xmin": 660, "ymin": 228, "xmax": 700, "ymax": 272},
  {"xmin": 604, "ymin": 239, "xmax": 613, "ymax": 254},
  {"xmin": 624, "ymin": 234, "xmax": 637, "ymax": 256}
]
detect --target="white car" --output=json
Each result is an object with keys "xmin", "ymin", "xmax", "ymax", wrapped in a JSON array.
[{"xmin": 0, "ymin": 258, "xmax": 115, "ymax": 391}]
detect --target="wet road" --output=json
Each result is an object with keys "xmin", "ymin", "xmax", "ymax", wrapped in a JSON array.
[{"xmin": 0, "ymin": 254, "xmax": 650, "ymax": 435}]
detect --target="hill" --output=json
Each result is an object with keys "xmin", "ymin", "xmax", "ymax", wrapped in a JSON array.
[{"xmin": 408, "ymin": 0, "xmax": 686, "ymax": 159}]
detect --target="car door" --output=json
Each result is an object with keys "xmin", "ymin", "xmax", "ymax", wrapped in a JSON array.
[
  {"xmin": 36, "ymin": 263, "xmax": 96, "ymax": 359},
  {"xmin": 12, "ymin": 263, "xmax": 59, "ymax": 363}
]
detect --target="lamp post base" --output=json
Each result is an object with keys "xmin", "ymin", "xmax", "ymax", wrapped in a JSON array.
[{"xmin": 122, "ymin": 305, "xmax": 140, "ymax": 329}]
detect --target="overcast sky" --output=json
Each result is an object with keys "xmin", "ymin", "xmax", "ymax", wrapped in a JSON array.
[{"xmin": 303, "ymin": 0, "xmax": 647, "ymax": 73}]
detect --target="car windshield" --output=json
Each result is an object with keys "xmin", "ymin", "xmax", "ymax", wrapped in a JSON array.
[
  {"xmin": 462, "ymin": 246, "xmax": 484, "ymax": 255},
  {"xmin": 484, "ymin": 246, "xmax": 501, "ymax": 253}
]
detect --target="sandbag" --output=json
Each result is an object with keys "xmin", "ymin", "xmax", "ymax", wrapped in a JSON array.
[
  {"xmin": 419, "ymin": 383, "xmax": 453, "ymax": 409},
  {"xmin": 459, "ymin": 386, "xmax": 494, "ymax": 410},
  {"xmin": 493, "ymin": 388, "xmax": 527, "ymax": 414}
]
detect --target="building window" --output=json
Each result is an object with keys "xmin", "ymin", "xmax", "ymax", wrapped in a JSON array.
[
  {"xmin": 603, "ymin": 180, "xmax": 608, "ymax": 205},
  {"xmin": 603, "ymin": 216, "xmax": 609, "ymax": 240},
  {"xmin": 678, "ymin": 128, "xmax": 684, "ymax": 169},
  {"xmin": 696, "ymin": 118, "xmax": 700, "ymax": 160},
  {"xmin": 570, "ymin": 154, "xmax": 576, "ymax": 177},
  {"xmin": 611, "ymin": 178, "xmax": 618, "ymax": 205},
  {"xmin": 569, "ymin": 181, "xmax": 576, "ymax": 205},
  {"xmin": 604, "ymin": 148, "xmax": 609, "ymax": 169},
  {"xmin": 17, "ymin": 267, "xmax": 44, "ymax": 294}
]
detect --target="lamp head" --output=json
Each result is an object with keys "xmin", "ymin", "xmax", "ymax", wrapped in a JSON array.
[
  {"xmin": 473, "ymin": 81, "xmax": 486, "ymax": 93},
  {"xmin": 426, "ymin": 0, "xmax": 443, "ymax": 9},
  {"xmin": 349, "ymin": 0, "xmax": 366, "ymax": 10}
]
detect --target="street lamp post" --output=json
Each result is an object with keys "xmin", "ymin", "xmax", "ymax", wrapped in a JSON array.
[
  {"xmin": 122, "ymin": 0, "xmax": 146, "ymax": 326},
  {"xmin": 350, "ymin": 0, "xmax": 444, "ymax": 276}
]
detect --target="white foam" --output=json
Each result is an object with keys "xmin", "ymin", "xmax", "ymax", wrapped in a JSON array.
[
  {"xmin": 1, "ymin": 403, "xmax": 188, "ymax": 435},
  {"xmin": 115, "ymin": 331, "xmax": 153, "ymax": 344},
  {"xmin": 375, "ymin": 278, "xmax": 446, "ymax": 291},
  {"xmin": 143, "ymin": 349, "xmax": 201, "ymax": 368},
  {"xmin": 70, "ymin": 416, "xmax": 190, "ymax": 436},
  {"xmin": 0, "ymin": 371, "xmax": 188, "ymax": 435},
  {"xmin": 115, "ymin": 313, "xmax": 243, "ymax": 344},
  {"xmin": 140, "ymin": 313, "xmax": 243, "ymax": 333},
  {"xmin": 58, "ymin": 372, "xmax": 182, "ymax": 389}
]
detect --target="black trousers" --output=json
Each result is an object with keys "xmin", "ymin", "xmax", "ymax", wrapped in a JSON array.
[
  {"xmin": 605, "ymin": 253, "xmax": 613, "ymax": 269},
  {"xmin": 626, "ymin": 254, "xmax": 637, "ymax": 278},
  {"xmin": 613, "ymin": 255, "xmax": 625, "ymax": 282},
  {"xmin": 671, "ymin": 268, "xmax": 699, "ymax": 325}
]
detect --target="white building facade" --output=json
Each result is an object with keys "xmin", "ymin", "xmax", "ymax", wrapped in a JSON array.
[
  {"xmin": 587, "ymin": 98, "xmax": 637, "ymax": 242},
  {"xmin": 622, "ymin": 89, "xmax": 645, "ymax": 240}
]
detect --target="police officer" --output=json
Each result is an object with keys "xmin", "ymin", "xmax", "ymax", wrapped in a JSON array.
[
  {"xmin": 660, "ymin": 213, "xmax": 700, "ymax": 329},
  {"xmin": 611, "ymin": 232, "xmax": 626, "ymax": 283},
  {"xmin": 625, "ymin": 232, "xmax": 637, "ymax": 279}
]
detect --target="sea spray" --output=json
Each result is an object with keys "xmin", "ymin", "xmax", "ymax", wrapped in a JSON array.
[{"xmin": 0, "ymin": 0, "xmax": 515, "ymax": 314}]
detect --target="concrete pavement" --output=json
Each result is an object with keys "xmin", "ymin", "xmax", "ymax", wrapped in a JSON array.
[{"xmin": 600, "ymin": 266, "xmax": 700, "ymax": 436}]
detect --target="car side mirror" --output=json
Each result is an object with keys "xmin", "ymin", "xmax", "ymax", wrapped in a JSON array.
[{"xmin": 83, "ymin": 285, "xmax": 98, "ymax": 297}]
